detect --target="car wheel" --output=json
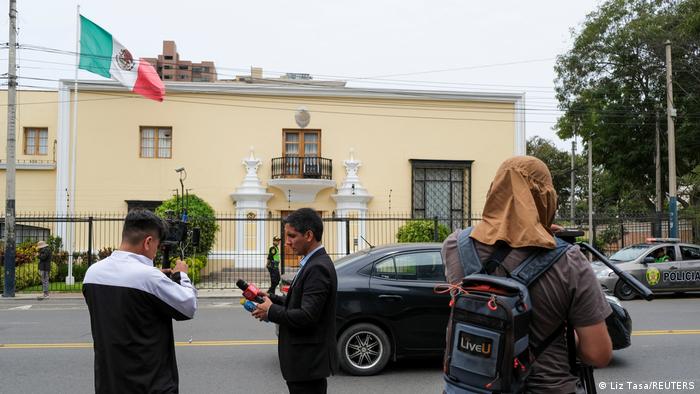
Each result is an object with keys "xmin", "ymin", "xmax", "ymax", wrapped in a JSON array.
[
  {"xmin": 337, "ymin": 323, "xmax": 391, "ymax": 376},
  {"xmin": 614, "ymin": 280, "xmax": 636, "ymax": 301}
]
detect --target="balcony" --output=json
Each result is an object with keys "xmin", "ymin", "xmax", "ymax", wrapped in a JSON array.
[
  {"xmin": 271, "ymin": 156, "xmax": 332, "ymax": 180},
  {"xmin": 268, "ymin": 156, "xmax": 335, "ymax": 203}
]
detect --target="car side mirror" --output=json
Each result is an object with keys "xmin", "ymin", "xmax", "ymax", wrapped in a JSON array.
[{"xmin": 643, "ymin": 256, "xmax": 655, "ymax": 265}]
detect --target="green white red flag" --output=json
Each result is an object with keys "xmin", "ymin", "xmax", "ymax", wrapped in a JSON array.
[{"xmin": 78, "ymin": 15, "xmax": 165, "ymax": 101}]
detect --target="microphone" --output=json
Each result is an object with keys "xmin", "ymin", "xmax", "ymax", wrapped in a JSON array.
[
  {"xmin": 240, "ymin": 298, "xmax": 269, "ymax": 323},
  {"xmin": 240, "ymin": 298, "xmax": 257, "ymax": 313},
  {"xmin": 236, "ymin": 279, "xmax": 265, "ymax": 303}
]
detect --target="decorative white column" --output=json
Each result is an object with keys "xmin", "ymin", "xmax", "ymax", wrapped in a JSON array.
[
  {"xmin": 230, "ymin": 147, "xmax": 273, "ymax": 268},
  {"xmin": 331, "ymin": 149, "xmax": 373, "ymax": 254}
]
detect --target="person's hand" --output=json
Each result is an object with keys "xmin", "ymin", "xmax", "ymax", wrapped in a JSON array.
[
  {"xmin": 257, "ymin": 290, "xmax": 269, "ymax": 298},
  {"xmin": 172, "ymin": 259, "xmax": 189, "ymax": 274},
  {"xmin": 251, "ymin": 296, "xmax": 272, "ymax": 321},
  {"xmin": 550, "ymin": 223, "xmax": 564, "ymax": 233}
]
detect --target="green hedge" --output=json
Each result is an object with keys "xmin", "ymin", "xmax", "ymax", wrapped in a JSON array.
[
  {"xmin": 162, "ymin": 255, "xmax": 206, "ymax": 285},
  {"xmin": 156, "ymin": 194, "xmax": 219, "ymax": 258},
  {"xmin": 56, "ymin": 261, "xmax": 89, "ymax": 282},
  {"xmin": 396, "ymin": 220, "xmax": 450, "ymax": 243},
  {"xmin": 1, "ymin": 262, "xmax": 59, "ymax": 291},
  {"xmin": 185, "ymin": 256, "xmax": 206, "ymax": 285}
]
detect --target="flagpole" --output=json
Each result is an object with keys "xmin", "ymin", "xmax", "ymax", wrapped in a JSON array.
[{"xmin": 67, "ymin": 4, "xmax": 80, "ymax": 286}]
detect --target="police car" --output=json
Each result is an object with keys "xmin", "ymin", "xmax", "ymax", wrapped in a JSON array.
[{"xmin": 593, "ymin": 238, "xmax": 700, "ymax": 300}]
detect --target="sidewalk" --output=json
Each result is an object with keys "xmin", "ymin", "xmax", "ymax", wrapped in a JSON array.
[{"xmin": 2, "ymin": 288, "xmax": 243, "ymax": 300}]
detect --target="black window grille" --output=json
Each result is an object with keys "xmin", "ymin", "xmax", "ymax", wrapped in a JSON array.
[{"xmin": 410, "ymin": 159, "xmax": 472, "ymax": 230}]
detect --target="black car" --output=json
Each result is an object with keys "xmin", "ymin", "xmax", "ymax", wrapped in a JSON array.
[
  {"xmin": 333, "ymin": 243, "xmax": 450, "ymax": 375},
  {"xmin": 281, "ymin": 243, "xmax": 632, "ymax": 376}
]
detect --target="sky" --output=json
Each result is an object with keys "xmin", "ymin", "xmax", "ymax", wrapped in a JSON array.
[{"xmin": 1, "ymin": 0, "xmax": 604, "ymax": 149}]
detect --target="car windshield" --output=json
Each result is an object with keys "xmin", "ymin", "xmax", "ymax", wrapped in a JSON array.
[
  {"xmin": 609, "ymin": 245, "xmax": 650, "ymax": 262},
  {"xmin": 334, "ymin": 250, "xmax": 370, "ymax": 269}
]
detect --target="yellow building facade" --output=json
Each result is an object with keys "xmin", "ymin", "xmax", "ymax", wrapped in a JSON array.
[
  {"xmin": 1, "ymin": 81, "xmax": 525, "ymax": 214},
  {"xmin": 1, "ymin": 81, "xmax": 524, "ymax": 262}
]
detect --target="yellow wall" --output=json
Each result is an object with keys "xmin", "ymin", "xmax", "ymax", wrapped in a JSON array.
[
  {"xmin": 2, "ymin": 88, "xmax": 518, "ymax": 215},
  {"xmin": 0, "ymin": 91, "xmax": 58, "ymax": 212}
]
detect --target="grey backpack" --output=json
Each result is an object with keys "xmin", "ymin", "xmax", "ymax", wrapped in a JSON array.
[{"xmin": 443, "ymin": 227, "xmax": 572, "ymax": 394}]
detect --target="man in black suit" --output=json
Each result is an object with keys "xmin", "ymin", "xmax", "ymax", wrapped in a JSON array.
[{"xmin": 253, "ymin": 208, "xmax": 338, "ymax": 394}]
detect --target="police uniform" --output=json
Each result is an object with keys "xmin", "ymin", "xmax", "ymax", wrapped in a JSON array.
[{"xmin": 267, "ymin": 238, "xmax": 281, "ymax": 294}]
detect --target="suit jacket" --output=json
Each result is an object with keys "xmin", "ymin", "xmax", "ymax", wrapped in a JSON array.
[{"xmin": 267, "ymin": 247, "xmax": 339, "ymax": 382}]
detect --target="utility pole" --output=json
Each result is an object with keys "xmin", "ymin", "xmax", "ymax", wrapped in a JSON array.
[
  {"xmin": 3, "ymin": 0, "xmax": 17, "ymax": 297},
  {"xmin": 655, "ymin": 111, "xmax": 662, "ymax": 237},
  {"xmin": 570, "ymin": 138, "xmax": 576, "ymax": 223},
  {"xmin": 665, "ymin": 40, "xmax": 678, "ymax": 238},
  {"xmin": 588, "ymin": 137, "xmax": 593, "ymax": 244}
]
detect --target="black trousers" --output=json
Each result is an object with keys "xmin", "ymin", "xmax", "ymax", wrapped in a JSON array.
[
  {"xmin": 286, "ymin": 378, "xmax": 327, "ymax": 394},
  {"xmin": 267, "ymin": 265, "xmax": 280, "ymax": 294}
]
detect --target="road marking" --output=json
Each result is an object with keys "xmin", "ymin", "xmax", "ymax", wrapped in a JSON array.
[
  {"xmin": 8, "ymin": 305, "xmax": 32, "ymax": 310},
  {"xmin": 0, "ymin": 339, "xmax": 278, "ymax": 350},
  {"xmin": 632, "ymin": 329, "xmax": 700, "ymax": 336},
  {"xmin": 4, "ymin": 331, "xmax": 699, "ymax": 350},
  {"xmin": 176, "ymin": 340, "xmax": 277, "ymax": 347}
]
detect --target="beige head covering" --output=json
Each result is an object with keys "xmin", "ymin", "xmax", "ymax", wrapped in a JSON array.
[
  {"xmin": 37, "ymin": 240, "xmax": 49, "ymax": 249},
  {"xmin": 470, "ymin": 156, "xmax": 557, "ymax": 249}
]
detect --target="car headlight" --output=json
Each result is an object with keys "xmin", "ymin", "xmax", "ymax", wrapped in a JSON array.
[{"xmin": 596, "ymin": 268, "xmax": 615, "ymax": 278}]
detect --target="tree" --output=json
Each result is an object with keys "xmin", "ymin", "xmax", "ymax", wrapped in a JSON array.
[
  {"xmin": 527, "ymin": 136, "xmax": 648, "ymax": 216},
  {"xmin": 156, "ymin": 194, "xmax": 218, "ymax": 258},
  {"xmin": 554, "ymin": 0, "xmax": 700, "ymax": 212},
  {"xmin": 527, "ymin": 136, "xmax": 580, "ymax": 216}
]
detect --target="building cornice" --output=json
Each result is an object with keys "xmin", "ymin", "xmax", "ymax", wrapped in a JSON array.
[{"xmin": 57, "ymin": 79, "xmax": 525, "ymax": 104}]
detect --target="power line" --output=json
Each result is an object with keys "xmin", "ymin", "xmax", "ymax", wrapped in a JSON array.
[
  {"xmin": 7, "ymin": 81, "xmax": 700, "ymax": 125},
  {"xmin": 10, "ymin": 48, "xmax": 689, "ymax": 113},
  {"xmin": 0, "ymin": 71, "xmax": 676, "ymax": 116},
  {"xmin": 9, "ymin": 44, "xmax": 700, "ymax": 121},
  {"xmin": 18, "ymin": 41, "xmax": 700, "ymax": 110}
]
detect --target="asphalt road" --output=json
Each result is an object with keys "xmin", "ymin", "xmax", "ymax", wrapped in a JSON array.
[{"xmin": 1, "ymin": 294, "xmax": 699, "ymax": 393}]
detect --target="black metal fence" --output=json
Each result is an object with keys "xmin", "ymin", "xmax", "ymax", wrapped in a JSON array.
[{"xmin": 2, "ymin": 211, "xmax": 699, "ymax": 294}]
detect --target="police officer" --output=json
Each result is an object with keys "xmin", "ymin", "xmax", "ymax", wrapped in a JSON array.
[
  {"xmin": 267, "ymin": 235, "xmax": 281, "ymax": 294},
  {"xmin": 654, "ymin": 248, "xmax": 670, "ymax": 263}
]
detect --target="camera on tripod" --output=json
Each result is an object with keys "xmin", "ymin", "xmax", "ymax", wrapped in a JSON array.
[
  {"xmin": 160, "ymin": 210, "xmax": 188, "ymax": 264},
  {"xmin": 159, "ymin": 168, "xmax": 201, "ymax": 269}
]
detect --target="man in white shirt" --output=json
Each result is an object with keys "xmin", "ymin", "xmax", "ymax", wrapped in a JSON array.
[{"xmin": 83, "ymin": 208, "xmax": 197, "ymax": 394}]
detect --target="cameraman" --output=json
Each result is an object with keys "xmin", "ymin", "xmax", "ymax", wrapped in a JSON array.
[
  {"xmin": 83, "ymin": 209, "xmax": 197, "ymax": 394},
  {"xmin": 442, "ymin": 156, "xmax": 611, "ymax": 393}
]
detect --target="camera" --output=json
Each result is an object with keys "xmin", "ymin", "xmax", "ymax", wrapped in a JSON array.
[
  {"xmin": 159, "ymin": 167, "xmax": 202, "ymax": 269},
  {"xmin": 159, "ymin": 210, "xmax": 201, "ymax": 269},
  {"xmin": 160, "ymin": 210, "xmax": 188, "ymax": 268}
]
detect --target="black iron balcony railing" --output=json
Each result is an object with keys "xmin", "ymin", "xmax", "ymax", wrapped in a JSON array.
[{"xmin": 271, "ymin": 156, "xmax": 332, "ymax": 179}]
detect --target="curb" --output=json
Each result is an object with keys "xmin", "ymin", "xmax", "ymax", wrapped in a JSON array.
[{"xmin": 2, "ymin": 288, "xmax": 244, "ymax": 300}]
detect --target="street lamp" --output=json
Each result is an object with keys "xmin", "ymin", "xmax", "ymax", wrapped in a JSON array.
[{"xmin": 175, "ymin": 167, "xmax": 187, "ymax": 218}]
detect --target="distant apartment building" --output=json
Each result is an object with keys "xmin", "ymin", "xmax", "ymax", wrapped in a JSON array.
[{"xmin": 143, "ymin": 40, "xmax": 217, "ymax": 82}]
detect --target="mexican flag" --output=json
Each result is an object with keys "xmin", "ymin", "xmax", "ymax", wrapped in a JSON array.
[{"xmin": 78, "ymin": 15, "xmax": 164, "ymax": 101}]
